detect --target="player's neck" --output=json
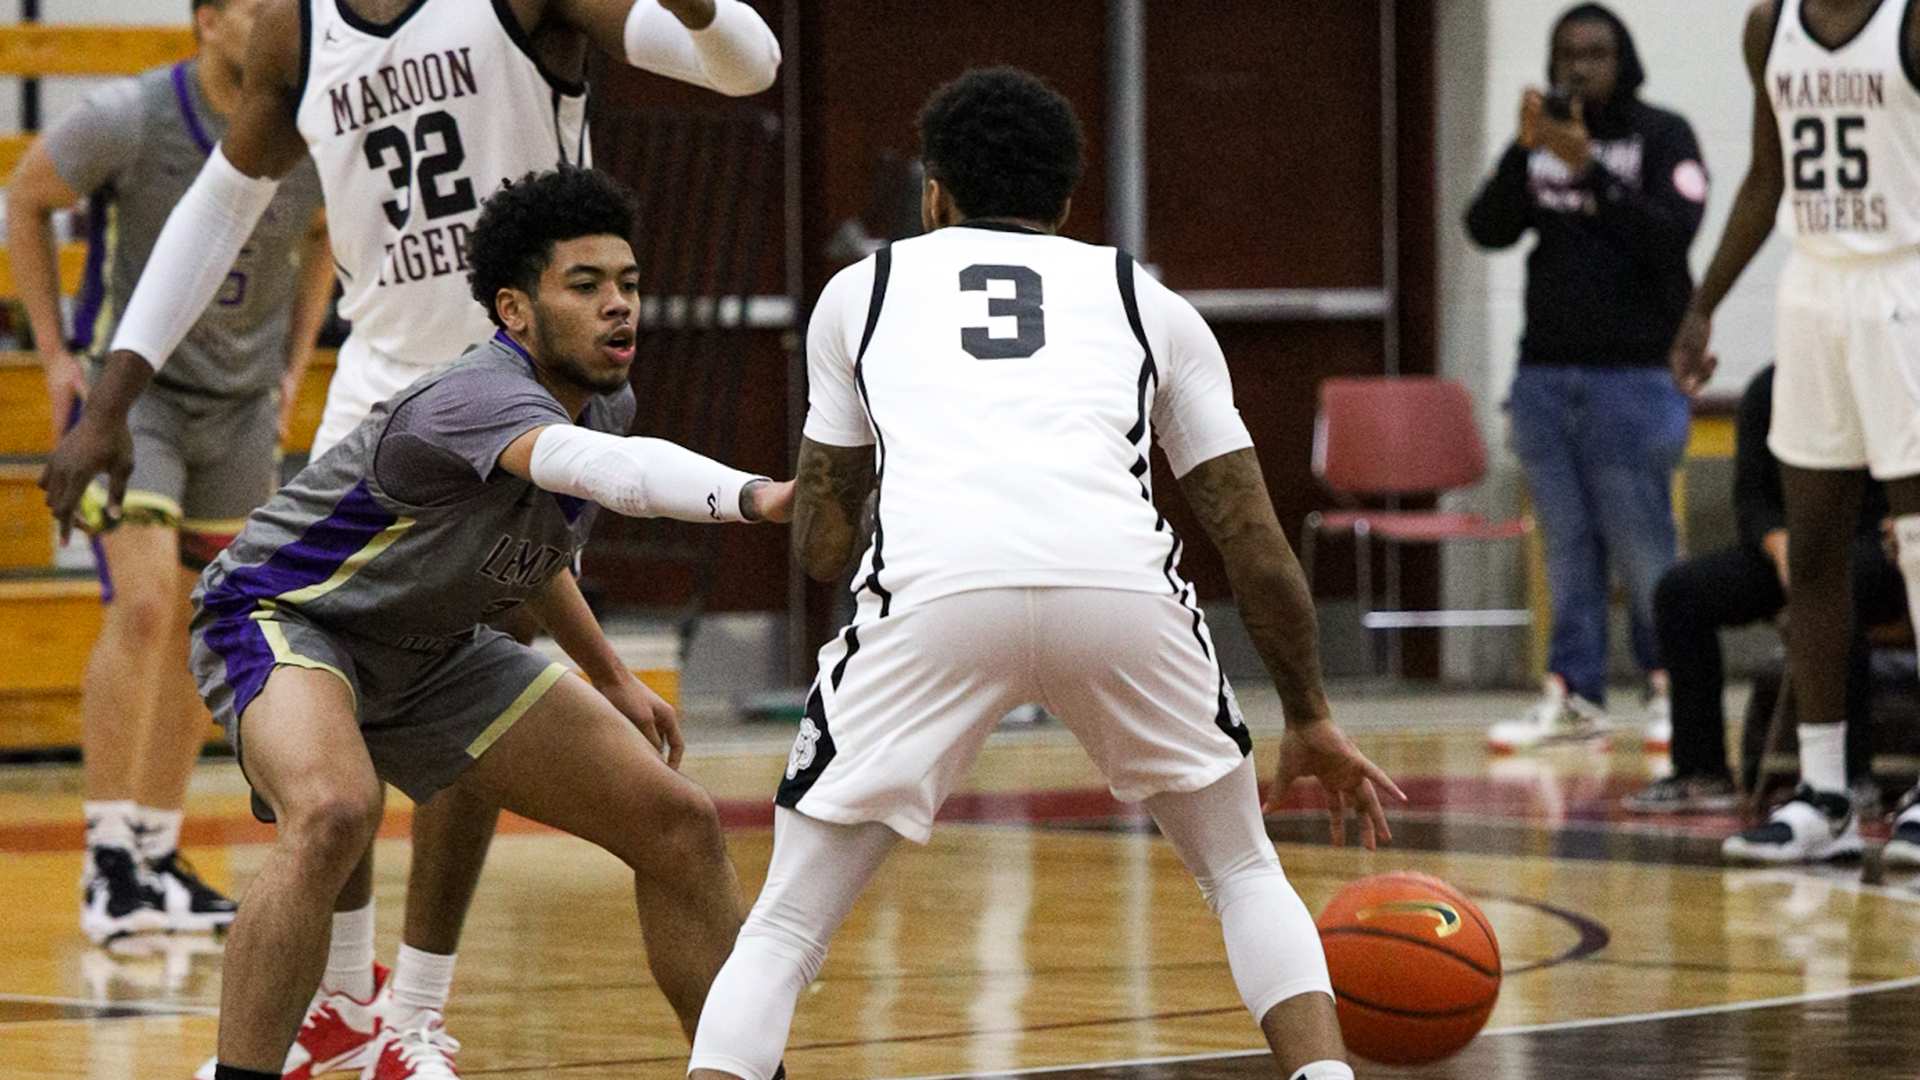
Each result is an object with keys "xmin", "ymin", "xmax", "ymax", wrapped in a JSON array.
[
  {"xmin": 195, "ymin": 55, "xmax": 244, "ymax": 118},
  {"xmin": 501, "ymin": 328, "xmax": 592, "ymax": 419},
  {"xmin": 952, "ymin": 215, "xmax": 1055, "ymax": 235}
]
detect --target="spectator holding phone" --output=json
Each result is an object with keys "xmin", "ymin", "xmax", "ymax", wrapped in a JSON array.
[{"xmin": 1466, "ymin": 3, "xmax": 1709, "ymax": 751}]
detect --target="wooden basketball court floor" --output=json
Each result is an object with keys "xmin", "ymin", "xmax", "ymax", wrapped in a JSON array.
[{"xmin": 8, "ymin": 684, "xmax": 1920, "ymax": 1079}]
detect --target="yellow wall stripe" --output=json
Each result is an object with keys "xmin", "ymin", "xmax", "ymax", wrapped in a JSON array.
[
  {"xmin": 275, "ymin": 517, "xmax": 414, "ymax": 606},
  {"xmin": 466, "ymin": 662, "xmax": 567, "ymax": 759}
]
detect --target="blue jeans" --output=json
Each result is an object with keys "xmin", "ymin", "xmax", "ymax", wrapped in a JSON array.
[{"xmin": 1508, "ymin": 365, "xmax": 1690, "ymax": 705}]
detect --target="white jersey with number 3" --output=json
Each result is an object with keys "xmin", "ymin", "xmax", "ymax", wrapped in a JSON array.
[
  {"xmin": 804, "ymin": 224, "xmax": 1255, "ymax": 615},
  {"xmin": 1768, "ymin": 0, "xmax": 1920, "ymax": 257},
  {"xmin": 295, "ymin": 0, "xmax": 590, "ymax": 367}
]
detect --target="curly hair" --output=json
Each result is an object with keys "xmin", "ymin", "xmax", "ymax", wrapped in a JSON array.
[
  {"xmin": 465, "ymin": 167, "xmax": 640, "ymax": 328},
  {"xmin": 917, "ymin": 67, "xmax": 1084, "ymax": 224}
]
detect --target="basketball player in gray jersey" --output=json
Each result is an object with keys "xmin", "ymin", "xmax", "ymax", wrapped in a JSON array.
[
  {"xmin": 190, "ymin": 168, "xmax": 791, "ymax": 1080},
  {"xmin": 39, "ymin": 2, "xmax": 778, "ymax": 1073},
  {"xmin": 5, "ymin": 0, "xmax": 330, "ymax": 944}
]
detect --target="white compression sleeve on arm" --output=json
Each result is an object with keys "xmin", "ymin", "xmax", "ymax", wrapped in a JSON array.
[
  {"xmin": 623, "ymin": 0, "xmax": 780, "ymax": 96},
  {"xmin": 529, "ymin": 424, "xmax": 765, "ymax": 522},
  {"xmin": 107, "ymin": 144, "xmax": 279, "ymax": 372}
]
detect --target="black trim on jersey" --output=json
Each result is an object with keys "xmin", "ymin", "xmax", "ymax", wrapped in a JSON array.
[
  {"xmin": 1114, "ymin": 249, "xmax": 1221, "ymax": 708},
  {"xmin": 954, "ymin": 220, "xmax": 1049, "ymax": 235},
  {"xmin": 1902, "ymin": 0, "xmax": 1920, "ymax": 93},
  {"xmin": 490, "ymin": 0, "xmax": 589, "ymax": 97},
  {"xmin": 1799, "ymin": 0, "xmax": 1890, "ymax": 52},
  {"xmin": 848, "ymin": 247, "xmax": 895, "ymax": 617},
  {"xmin": 334, "ymin": 0, "xmax": 433, "ymax": 39},
  {"xmin": 774, "ymin": 683, "xmax": 839, "ymax": 808},
  {"xmin": 296, "ymin": 0, "xmax": 314, "ymax": 107}
]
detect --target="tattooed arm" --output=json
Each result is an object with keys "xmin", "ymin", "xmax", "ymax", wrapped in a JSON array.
[
  {"xmin": 1179, "ymin": 446, "xmax": 1404, "ymax": 842},
  {"xmin": 1178, "ymin": 447, "xmax": 1330, "ymax": 726},
  {"xmin": 792, "ymin": 437, "xmax": 876, "ymax": 582}
]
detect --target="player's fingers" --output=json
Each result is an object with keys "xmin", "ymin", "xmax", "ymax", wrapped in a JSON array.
[
  {"xmin": 660, "ymin": 710, "xmax": 686, "ymax": 770},
  {"xmin": 1359, "ymin": 756, "xmax": 1407, "ymax": 802},
  {"xmin": 1328, "ymin": 789, "xmax": 1348, "ymax": 847},
  {"xmin": 1359, "ymin": 780, "xmax": 1391, "ymax": 848}
]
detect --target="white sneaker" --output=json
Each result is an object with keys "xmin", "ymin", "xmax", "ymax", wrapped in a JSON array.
[
  {"xmin": 1642, "ymin": 672, "xmax": 1670, "ymax": 754},
  {"xmin": 1486, "ymin": 676, "xmax": 1611, "ymax": 752},
  {"xmin": 1883, "ymin": 787, "xmax": 1920, "ymax": 869},
  {"xmin": 362, "ymin": 1008, "xmax": 461, "ymax": 1079},
  {"xmin": 1722, "ymin": 786, "xmax": 1864, "ymax": 864}
]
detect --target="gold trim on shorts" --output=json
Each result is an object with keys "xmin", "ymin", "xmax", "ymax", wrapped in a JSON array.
[{"xmin": 465, "ymin": 662, "xmax": 569, "ymax": 759}]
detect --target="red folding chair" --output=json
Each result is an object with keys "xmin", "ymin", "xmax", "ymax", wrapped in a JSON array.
[{"xmin": 1299, "ymin": 376, "xmax": 1532, "ymax": 671}]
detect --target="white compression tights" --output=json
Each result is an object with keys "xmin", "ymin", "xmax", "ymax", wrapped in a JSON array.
[
  {"xmin": 686, "ymin": 760, "xmax": 1332, "ymax": 1078},
  {"xmin": 1144, "ymin": 757, "xmax": 1334, "ymax": 1021},
  {"xmin": 687, "ymin": 809, "xmax": 899, "ymax": 1080}
]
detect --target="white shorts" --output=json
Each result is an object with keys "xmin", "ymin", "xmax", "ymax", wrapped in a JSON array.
[
  {"xmin": 1769, "ymin": 250, "xmax": 1920, "ymax": 479},
  {"xmin": 775, "ymin": 586, "xmax": 1253, "ymax": 843},
  {"xmin": 310, "ymin": 334, "xmax": 455, "ymax": 460}
]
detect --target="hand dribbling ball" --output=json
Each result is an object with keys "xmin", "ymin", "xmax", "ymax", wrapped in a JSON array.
[{"xmin": 1315, "ymin": 871, "xmax": 1501, "ymax": 1065}]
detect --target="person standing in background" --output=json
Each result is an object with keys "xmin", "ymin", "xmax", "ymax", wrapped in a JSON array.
[
  {"xmin": 1466, "ymin": 3, "xmax": 1707, "ymax": 753},
  {"xmin": 5, "ymin": 0, "xmax": 330, "ymax": 945}
]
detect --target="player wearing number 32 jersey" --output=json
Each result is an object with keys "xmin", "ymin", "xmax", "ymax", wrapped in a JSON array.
[{"xmin": 1674, "ymin": 0, "xmax": 1920, "ymax": 867}]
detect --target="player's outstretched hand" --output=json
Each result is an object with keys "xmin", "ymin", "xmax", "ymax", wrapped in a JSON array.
[
  {"xmin": 39, "ymin": 407, "xmax": 133, "ymax": 544},
  {"xmin": 1669, "ymin": 309, "xmax": 1717, "ymax": 397},
  {"xmin": 748, "ymin": 478, "xmax": 796, "ymax": 523},
  {"xmin": 599, "ymin": 670, "xmax": 685, "ymax": 769},
  {"xmin": 1266, "ymin": 717, "xmax": 1406, "ymax": 851}
]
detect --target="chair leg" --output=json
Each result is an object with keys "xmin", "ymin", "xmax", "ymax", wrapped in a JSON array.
[
  {"xmin": 1354, "ymin": 526, "xmax": 1382, "ymax": 676},
  {"xmin": 1751, "ymin": 668, "xmax": 1796, "ymax": 820},
  {"xmin": 1299, "ymin": 515, "xmax": 1318, "ymax": 594}
]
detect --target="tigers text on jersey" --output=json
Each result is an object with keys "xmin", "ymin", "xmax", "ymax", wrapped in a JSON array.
[
  {"xmin": 803, "ymin": 224, "xmax": 1254, "ymax": 614},
  {"xmin": 1768, "ymin": 0, "xmax": 1920, "ymax": 256},
  {"xmin": 295, "ymin": 0, "xmax": 590, "ymax": 367}
]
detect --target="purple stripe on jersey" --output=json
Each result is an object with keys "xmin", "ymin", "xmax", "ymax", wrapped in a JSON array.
[
  {"xmin": 67, "ymin": 193, "xmax": 110, "ymax": 352},
  {"xmin": 170, "ymin": 62, "xmax": 215, "ymax": 155},
  {"xmin": 200, "ymin": 481, "xmax": 398, "ymax": 618},
  {"xmin": 199, "ymin": 481, "xmax": 396, "ymax": 718}
]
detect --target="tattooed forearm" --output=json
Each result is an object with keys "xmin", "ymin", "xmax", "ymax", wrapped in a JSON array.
[
  {"xmin": 793, "ymin": 437, "xmax": 876, "ymax": 582},
  {"xmin": 1178, "ymin": 448, "xmax": 1332, "ymax": 726}
]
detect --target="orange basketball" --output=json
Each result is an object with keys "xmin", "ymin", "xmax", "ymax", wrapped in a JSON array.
[{"xmin": 1315, "ymin": 871, "xmax": 1501, "ymax": 1066}]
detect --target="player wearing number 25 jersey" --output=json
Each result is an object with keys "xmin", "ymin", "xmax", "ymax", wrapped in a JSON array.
[{"xmin": 1675, "ymin": 0, "xmax": 1920, "ymax": 866}]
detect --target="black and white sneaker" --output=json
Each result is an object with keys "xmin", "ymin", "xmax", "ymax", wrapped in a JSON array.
[
  {"xmin": 148, "ymin": 851, "xmax": 237, "ymax": 934},
  {"xmin": 80, "ymin": 846, "xmax": 166, "ymax": 944},
  {"xmin": 1722, "ymin": 785, "xmax": 1864, "ymax": 864},
  {"xmin": 1881, "ymin": 787, "xmax": 1920, "ymax": 869}
]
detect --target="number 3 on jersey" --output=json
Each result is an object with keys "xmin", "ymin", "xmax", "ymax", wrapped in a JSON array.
[
  {"xmin": 364, "ymin": 109, "xmax": 476, "ymax": 229},
  {"xmin": 960, "ymin": 264, "xmax": 1045, "ymax": 359}
]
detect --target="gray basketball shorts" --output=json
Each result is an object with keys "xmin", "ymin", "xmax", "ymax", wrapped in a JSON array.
[
  {"xmin": 190, "ymin": 605, "xmax": 570, "ymax": 808},
  {"xmin": 119, "ymin": 382, "xmax": 281, "ymax": 536}
]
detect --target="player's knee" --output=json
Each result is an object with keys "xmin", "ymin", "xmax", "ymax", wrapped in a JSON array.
[
  {"xmin": 105, "ymin": 585, "xmax": 175, "ymax": 644},
  {"xmin": 1200, "ymin": 855, "xmax": 1290, "ymax": 917},
  {"xmin": 281, "ymin": 783, "xmax": 383, "ymax": 869},
  {"xmin": 635, "ymin": 783, "xmax": 727, "ymax": 875}
]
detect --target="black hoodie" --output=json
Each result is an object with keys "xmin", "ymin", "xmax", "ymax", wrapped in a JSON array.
[{"xmin": 1465, "ymin": 3, "xmax": 1707, "ymax": 369}]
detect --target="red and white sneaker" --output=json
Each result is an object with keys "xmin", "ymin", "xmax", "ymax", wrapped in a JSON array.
[
  {"xmin": 193, "ymin": 964, "xmax": 391, "ymax": 1079},
  {"xmin": 361, "ymin": 1008, "xmax": 460, "ymax": 1079}
]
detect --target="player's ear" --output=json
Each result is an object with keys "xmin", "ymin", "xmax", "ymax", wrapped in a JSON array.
[
  {"xmin": 920, "ymin": 176, "xmax": 943, "ymax": 232},
  {"xmin": 496, "ymin": 287, "xmax": 532, "ymax": 335}
]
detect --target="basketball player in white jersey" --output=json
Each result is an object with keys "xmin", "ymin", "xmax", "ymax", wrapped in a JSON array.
[
  {"xmin": 1672, "ymin": 0, "xmax": 1920, "ymax": 864},
  {"xmin": 37, "ymin": 1, "xmax": 779, "ymax": 1077},
  {"xmin": 687, "ymin": 68, "xmax": 1400, "ymax": 1080}
]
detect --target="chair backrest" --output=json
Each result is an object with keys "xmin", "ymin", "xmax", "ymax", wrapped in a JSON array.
[{"xmin": 1311, "ymin": 376, "xmax": 1489, "ymax": 497}]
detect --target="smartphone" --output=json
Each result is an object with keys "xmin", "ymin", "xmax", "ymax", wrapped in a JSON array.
[{"xmin": 1544, "ymin": 86, "xmax": 1576, "ymax": 122}]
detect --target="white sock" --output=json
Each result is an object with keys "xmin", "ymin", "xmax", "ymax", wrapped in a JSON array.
[
  {"xmin": 1798, "ymin": 722, "xmax": 1848, "ymax": 796},
  {"xmin": 1290, "ymin": 1062, "xmax": 1355, "ymax": 1080},
  {"xmin": 84, "ymin": 800, "xmax": 137, "ymax": 852},
  {"xmin": 324, "ymin": 902, "xmax": 378, "ymax": 1001},
  {"xmin": 132, "ymin": 806, "xmax": 183, "ymax": 863},
  {"xmin": 391, "ymin": 943, "xmax": 457, "ymax": 1013}
]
